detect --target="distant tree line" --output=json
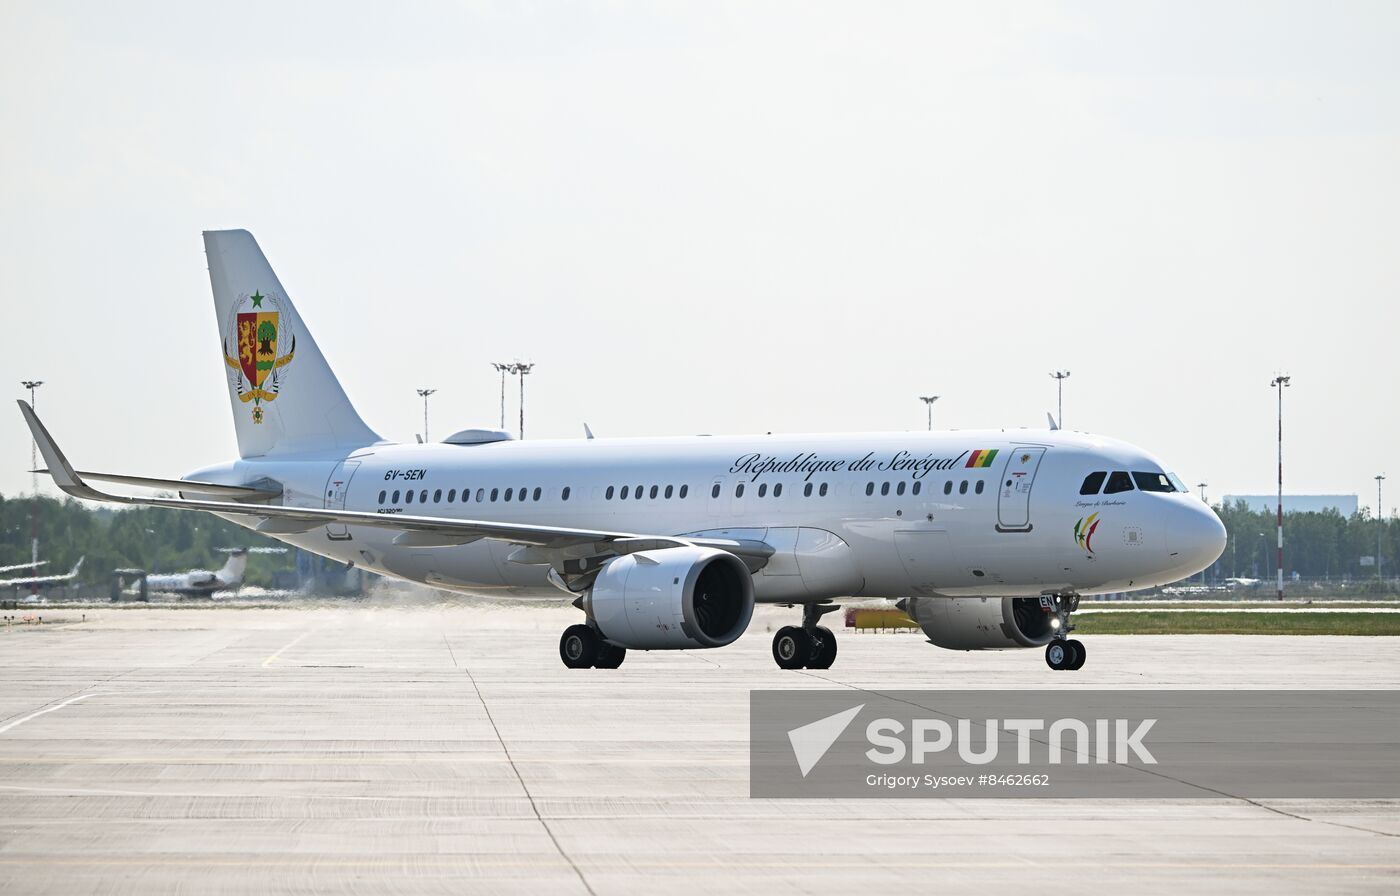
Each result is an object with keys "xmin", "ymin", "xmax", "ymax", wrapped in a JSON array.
[
  {"xmin": 0, "ymin": 495, "xmax": 296, "ymax": 587},
  {"xmin": 1213, "ymin": 500, "xmax": 1396, "ymax": 582}
]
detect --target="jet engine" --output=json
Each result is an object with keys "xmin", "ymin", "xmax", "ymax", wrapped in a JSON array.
[
  {"xmin": 582, "ymin": 546, "xmax": 755, "ymax": 650},
  {"xmin": 899, "ymin": 596, "xmax": 1054, "ymax": 650}
]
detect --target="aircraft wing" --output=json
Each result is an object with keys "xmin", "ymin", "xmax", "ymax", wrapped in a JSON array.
[
  {"xmin": 0, "ymin": 561, "xmax": 46, "ymax": 575},
  {"xmin": 18, "ymin": 401, "xmax": 774, "ymax": 569}
]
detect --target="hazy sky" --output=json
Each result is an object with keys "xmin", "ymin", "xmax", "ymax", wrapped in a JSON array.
[{"xmin": 2, "ymin": 1, "xmax": 1396, "ymax": 511}]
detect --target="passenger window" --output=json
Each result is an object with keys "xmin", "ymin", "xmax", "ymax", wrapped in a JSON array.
[
  {"xmin": 434, "ymin": 489, "xmax": 443, "ymax": 503},
  {"xmin": 650, "ymin": 485, "xmax": 659, "ymax": 499},
  {"xmin": 774, "ymin": 483, "xmax": 783, "ymax": 497},
  {"xmin": 736, "ymin": 484, "xmax": 745, "ymax": 498},
  {"xmin": 504, "ymin": 488, "xmax": 513, "ymax": 502},
  {"xmin": 959, "ymin": 481, "xmax": 968, "ymax": 495},
  {"xmin": 944, "ymin": 481, "xmax": 952, "ymax": 495},
  {"xmin": 896, "ymin": 481, "xmax": 906, "ymax": 496},
  {"xmin": 912, "ymin": 481, "xmax": 921, "ymax": 496},
  {"xmin": 406, "ymin": 490, "xmax": 415, "ymax": 504},
  {"xmin": 447, "ymin": 489, "xmax": 456, "ymax": 502},
  {"xmin": 378, "ymin": 490, "xmax": 386, "ymax": 504},
  {"xmin": 607, "ymin": 486, "xmax": 615, "ymax": 500},
  {"xmin": 562, "ymin": 487, "xmax": 571, "ymax": 501},
  {"xmin": 621, "ymin": 486, "xmax": 629, "ymax": 500},
  {"xmin": 461, "ymin": 487, "xmax": 470, "ymax": 502},
  {"xmin": 664, "ymin": 485, "xmax": 673, "ymax": 499},
  {"xmin": 1132, "ymin": 471, "xmax": 1175, "ymax": 493},
  {"xmin": 866, "ymin": 482, "xmax": 875, "ymax": 496},
  {"xmin": 758, "ymin": 483, "xmax": 768, "ymax": 498},
  {"xmin": 880, "ymin": 482, "xmax": 890, "ymax": 496},
  {"xmin": 711, "ymin": 483, "xmax": 721, "ymax": 498},
  {"xmin": 392, "ymin": 490, "xmax": 400, "ymax": 503},
  {"xmin": 490, "ymin": 488, "xmax": 499, "ymax": 502},
  {"xmin": 635, "ymin": 485, "xmax": 643, "ymax": 500},
  {"xmin": 819, "ymin": 483, "xmax": 828, "ymax": 497},
  {"xmin": 1080, "ymin": 471, "xmax": 1107, "ymax": 495},
  {"xmin": 1104, "ymin": 471, "xmax": 1135, "ymax": 494},
  {"xmin": 533, "ymin": 487, "xmax": 542, "ymax": 501},
  {"xmin": 804, "ymin": 483, "xmax": 813, "ymax": 497},
  {"xmin": 679, "ymin": 485, "xmax": 688, "ymax": 498},
  {"xmin": 975, "ymin": 481, "xmax": 984, "ymax": 495}
]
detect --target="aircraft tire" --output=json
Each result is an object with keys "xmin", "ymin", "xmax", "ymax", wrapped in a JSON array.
[
  {"xmin": 1066, "ymin": 639, "xmax": 1086, "ymax": 670},
  {"xmin": 594, "ymin": 642, "xmax": 627, "ymax": 669},
  {"xmin": 807, "ymin": 626, "xmax": 838, "ymax": 669},
  {"xmin": 773, "ymin": 626, "xmax": 811, "ymax": 670},
  {"xmin": 560, "ymin": 624, "xmax": 601, "ymax": 669}
]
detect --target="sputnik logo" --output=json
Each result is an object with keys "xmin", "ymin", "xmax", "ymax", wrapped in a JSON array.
[
  {"xmin": 1074, "ymin": 513, "xmax": 1101, "ymax": 553},
  {"xmin": 787, "ymin": 704, "xmax": 864, "ymax": 777}
]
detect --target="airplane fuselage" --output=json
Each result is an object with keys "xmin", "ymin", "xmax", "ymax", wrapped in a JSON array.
[{"xmin": 190, "ymin": 428, "xmax": 1225, "ymax": 602}]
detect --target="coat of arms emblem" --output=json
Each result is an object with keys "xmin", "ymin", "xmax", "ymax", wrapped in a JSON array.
[{"xmin": 222, "ymin": 291, "xmax": 295, "ymax": 424}]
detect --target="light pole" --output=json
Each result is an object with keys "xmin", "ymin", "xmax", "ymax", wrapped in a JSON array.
[
  {"xmin": 1377, "ymin": 474, "xmax": 1387, "ymax": 584},
  {"xmin": 1049, "ymin": 370, "xmax": 1071, "ymax": 428},
  {"xmin": 513, "ymin": 362, "xmax": 534, "ymax": 440},
  {"xmin": 416, "ymin": 388, "xmax": 436, "ymax": 442},
  {"xmin": 1197, "ymin": 482, "xmax": 1208, "ymax": 503},
  {"xmin": 1271, "ymin": 375, "xmax": 1290, "ymax": 599},
  {"xmin": 20, "ymin": 380, "xmax": 43, "ymax": 495},
  {"xmin": 20, "ymin": 380, "xmax": 43, "ymax": 568},
  {"xmin": 919, "ymin": 395, "xmax": 940, "ymax": 431},
  {"xmin": 491, "ymin": 363, "xmax": 511, "ymax": 430}
]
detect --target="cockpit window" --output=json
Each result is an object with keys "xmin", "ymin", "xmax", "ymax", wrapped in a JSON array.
[
  {"xmin": 1103, "ymin": 471, "xmax": 1135, "ymax": 494},
  {"xmin": 1079, "ymin": 471, "xmax": 1107, "ymax": 495},
  {"xmin": 1168, "ymin": 472, "xmax": 1188, "ymax": 493},
  {"xmin": 1133, "ymin": 471, "xmax": 1176, "ymax": 493}
]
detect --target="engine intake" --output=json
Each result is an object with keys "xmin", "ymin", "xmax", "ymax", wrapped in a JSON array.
[
  {"xmin": 584, "ymin": 546, "xmax": 755, "ymax": 650},
  {"xmin": 900, "ymin": 596, "xmax": 1054, "ymax": 650}
]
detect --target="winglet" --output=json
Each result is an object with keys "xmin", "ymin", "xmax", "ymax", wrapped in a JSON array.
[
  {"xmin": 70, "ymin": 556, "xmax": 85, "ymax": 576},
  {"xmin": 583, "ymin": 423, "xmax": 595, "ymax": 440},
  {"xmin": 16, "ymin": 401, "xmax": 107, "ymax": 501},
  {"xmin": 1046, "ymin": 412, "xmax": 1060, "ymax": 431}
]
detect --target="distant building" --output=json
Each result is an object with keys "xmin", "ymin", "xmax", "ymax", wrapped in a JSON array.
[{"xmin": 1222, "ymin": 494, "xmax": 1359, "ymax": 515}]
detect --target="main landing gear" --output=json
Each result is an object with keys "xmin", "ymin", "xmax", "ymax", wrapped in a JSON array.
[
  {"xmin": 1041, "ymin": 592, "xmax": 1086, "ymax": 671},
  {"xmin": 772, "ymin": 603, "xmax": 841, "ymax": 670},
  {"xmin": 559, "ymin": 624, "xmax": 627, "ymax": 669}
]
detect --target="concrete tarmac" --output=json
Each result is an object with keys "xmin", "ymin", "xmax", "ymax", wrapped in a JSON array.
[{"xmin": 1, "ymin": 605, "xmax": 1398, "ymax": 894}]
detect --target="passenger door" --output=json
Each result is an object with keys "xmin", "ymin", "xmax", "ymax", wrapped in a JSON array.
[
  {"xmin": 323, "ymin": 460, "xmax": 361, "ymax": 541},
  {"xmin": 996, "ymin": 448, "xmax": 1046, "ymax": 532}
]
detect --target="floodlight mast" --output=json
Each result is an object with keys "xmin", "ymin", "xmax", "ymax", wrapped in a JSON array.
[
  {"xmin": 1049, "ymin": 371, "xmax": 1070, "ymax": 427},
  {"xmin": 1271, "ymin": 374, "xmax": 1291, "ymax": 600},
  {"xmin": 416, "ymin": 388, "xmax": 436, "ymax": 442},
  {"xmin": 919, "ymin": 396, "xmax": 939, "ymax": 431}
]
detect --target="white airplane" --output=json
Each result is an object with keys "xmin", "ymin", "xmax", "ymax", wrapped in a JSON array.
[
  {"xmin": 143, "ymin": 549, "xmax": 250, "ymax": 597},
  {"xmin": 19, "ymin": 230, "xmax": 1226, "ymax": 671},
  {"xmin": 0, "ymin": 557, "xmax": 84, "ymax": 592}
]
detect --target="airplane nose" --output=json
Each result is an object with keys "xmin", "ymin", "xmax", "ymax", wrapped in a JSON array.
[{"xmin": 1168, "ymin": 501, "xmax": 1228, "ymax": 574}]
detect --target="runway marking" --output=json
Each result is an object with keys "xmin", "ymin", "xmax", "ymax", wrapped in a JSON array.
[
  {"xmin": 0, "ymin": 693, "xmax": 100, "ymax": 735},
  {"xmin": 261, "ymin": 631, "xmax": 315, "ymax": 668}
]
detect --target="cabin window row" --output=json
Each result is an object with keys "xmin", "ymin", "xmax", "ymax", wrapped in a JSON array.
[
  {"xmin": 377, "ymin": 485, "xmax": 574, "ymax": 506},
  {"xmin": 604, "ymin": 484, "xmax": 691, "ymax": 501}
]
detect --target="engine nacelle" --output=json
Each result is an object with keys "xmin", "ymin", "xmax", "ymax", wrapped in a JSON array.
[
  {"xmin": 583, "ymin": 547, "xmax": 755, "ymax": 650},
  {"xmin": 900, "ymin": 596, "xmax": 1054, "ymax": 650}
]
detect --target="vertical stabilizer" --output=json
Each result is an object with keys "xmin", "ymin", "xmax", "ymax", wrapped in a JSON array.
[
  {"xmin": 218, "ymin": 550, "xmax": 249, "ymax": 587},
  {"xmin": 204, "ymin": 230, "xmax": 382, "ymax": 457}
]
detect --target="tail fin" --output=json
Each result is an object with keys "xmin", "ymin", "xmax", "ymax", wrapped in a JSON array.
[
  {"xmin": 218, "ymin": 550, "xmax": 248, "ymax": 586},
  {"xmin": 204, "ymin": 230, "xmax": 382, "ymax": 457}
]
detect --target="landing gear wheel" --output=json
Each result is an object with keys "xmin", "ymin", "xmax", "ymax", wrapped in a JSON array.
[
  {"xmin": 773, "ymin": 626, "xmax": 813, "ymax": 670},
  {"xmin": 560, "ymin": 624, "xmax": 601, "ymax": 669},
  {"xmin": 1066, "ymin": 639, "xmax": 1086, "ymax": 670},
  {"xmin": 807, "ymin": 626, "xmax": 838, "ymax": 669},
  {"xmin": 594, "ymin": 642, "xmax": 627, "ymax": 669},
  {"xmin": 1045, "ymin": 640, "xmax": 1071, "ymax": 671}
]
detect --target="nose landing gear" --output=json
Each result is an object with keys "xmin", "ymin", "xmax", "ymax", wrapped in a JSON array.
[
  {"xmin": 772, "ymin": 603, "xmax": 841, "ymax": 670},
  {"xmin": 1040, "ymin": 592, "xmax": 1086, "ymax": 671}
]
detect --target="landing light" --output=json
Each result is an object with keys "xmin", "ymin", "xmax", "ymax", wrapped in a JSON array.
[{"xmin": 1050, "ymin": 617, "xmax": 1061, "ymax": 630}]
